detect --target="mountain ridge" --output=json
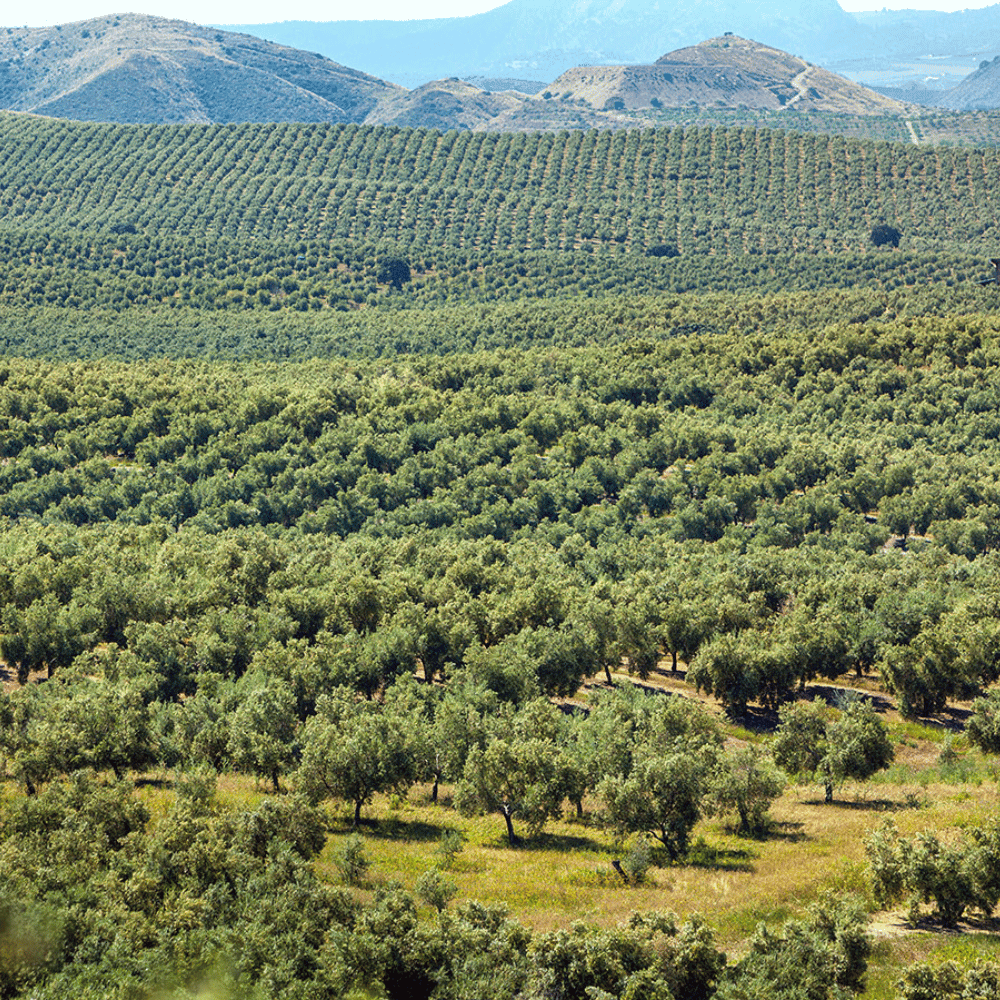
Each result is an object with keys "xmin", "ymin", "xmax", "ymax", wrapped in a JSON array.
[
  {"xmin": 0, "ymin": 14, "xmax": 402, "ymax": 122},
  {"xmin": 0, "ymin": 18, "xmax": 915, "ymax": 128},
  {"xmin": 223, "ymin": 0, "xmax": 862, "ymax": 88}
]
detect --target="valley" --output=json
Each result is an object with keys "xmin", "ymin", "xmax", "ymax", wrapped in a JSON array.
[{"xmin": 4, "ymin": 6, "xmax": 1000, "ymax": 998}]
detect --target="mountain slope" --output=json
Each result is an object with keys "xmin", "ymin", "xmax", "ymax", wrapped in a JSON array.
[
  {"xmin": 0, "ymin": 14, "xmax": 402, "ymax": 123},
  {"xmin": 364, "ymin": 78, "xmax": 527, "ymax": 129},
  {"xmin": 541, "ymin": 37, "xmax": 909, "ymax": 115},
  {"xmin": 224, "ymin": 0, "xmax": 864, "ymax": 88},
  {"xmin": 939, "ymin": 56, "xmax": 1000, "ymax": 110},
  {"xmin": 851, "ymin": 5, "xmax": 1000, "ymax": 61}
]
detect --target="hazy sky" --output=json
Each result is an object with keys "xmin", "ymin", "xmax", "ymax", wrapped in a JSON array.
[{"xmin": 8, "ymin": 0, "xmax": 999, "ymax": 28}]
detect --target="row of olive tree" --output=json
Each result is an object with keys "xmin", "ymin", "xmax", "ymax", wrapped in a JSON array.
[{"xmin": 1, "ymin": 668, "xmax": 896, "ymax": 856}]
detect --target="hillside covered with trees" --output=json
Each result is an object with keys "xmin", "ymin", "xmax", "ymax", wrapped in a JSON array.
[{"xmin": 4, "ymin": 114, "xmax": 1000, "ymax": 998}]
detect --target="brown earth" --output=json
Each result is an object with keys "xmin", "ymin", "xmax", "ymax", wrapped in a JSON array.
[{"xmin": 544, "ymin": 35, "xmax": 915, "ymax": 115}]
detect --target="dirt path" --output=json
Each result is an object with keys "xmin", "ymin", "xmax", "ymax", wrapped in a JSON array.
[
  {"xmin": 788, "ymin": 66, "xmax": 816, "ymax": 107},
  {"xmin": 905, "ymin": 120, "xmax": 921, "ymax": 145}
]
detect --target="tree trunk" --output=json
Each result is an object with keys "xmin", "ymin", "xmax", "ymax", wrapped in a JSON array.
[
  {"xmin": 604, "ymin": 663, "xmax": 613, "ymax": 685},
  {"xmin": 502, "ymin": 806, "xmax": 519, "ymax": 846},
  {"xmin": 671, "ymin": 649, "xmax": 678, "ymax": 673},
  {"xmin": 354, "ymin": 799, "xmax": 362, "ymax": 826},
  {"xmin": 272, "ymin": 769, "xmax": 281, "ymax": 793},
  {"xmin": 431, "ymin": 776, "xmax": 439, "ymax": 804},
  {"xmin": 575, "ymin": 798, "xmax": 584, "ymax": 819},
  {"xmin": 658, "ymin": 829, "xmax": 679, "ymax": 861},
  {"xmin": 825, "ymin": 782, "xmax": 833, "ymax": 804}
]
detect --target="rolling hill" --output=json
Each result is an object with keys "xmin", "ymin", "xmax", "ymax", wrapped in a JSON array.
[
  {"xmin": 364, "ymin": 78, "xmax": 527, "ymax": 129},
  {"xmin": 0, "ymin": 14, "xmax": 401, "ymax": 123},
  {"xmin": 2, "ymin": 113, "xmax": 999, "ymax": 257},
  {"xmin": 545, "ymin": 36, "xmax": 910, "ymax": 115},
  {"xmin": 0, "ymin": 19, "xmax": 916, "ymax": 130}
]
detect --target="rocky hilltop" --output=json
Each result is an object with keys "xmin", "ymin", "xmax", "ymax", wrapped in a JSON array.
[
  {"xmin": 544, "ymin": 37, "xmax": 910, "ymax": 115},
  {"xmin": 0, "ymin": 14, "xmax": 401, "ymax": 122}
]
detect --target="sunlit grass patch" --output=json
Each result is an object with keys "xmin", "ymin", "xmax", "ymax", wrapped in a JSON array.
[
  {"xmin": 863, "ymin": 930, "xmax": 1000, "ymax": 999},
  {"xmin": 889, "ymin": 719, "xmax": 950, "ymax": 744}
]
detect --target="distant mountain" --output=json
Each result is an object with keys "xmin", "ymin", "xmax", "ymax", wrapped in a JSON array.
[
  {"xmin": 466, "ymin": 76, "xmax": 546, "ymax": 95},
  {"xmin": 939, "ymin": 55, "xmax": 1000, "ymax": 110},
  {"xmin": 851, "ymin": 5, "xmax": 1000, "ymax": 61},
  {"xmin": 224, "ymin": 0, "xmax": 864, "ymax": 88},
  {"xmin": 0, "ymin": 14, "xmax": 401, "ymax": 122}
]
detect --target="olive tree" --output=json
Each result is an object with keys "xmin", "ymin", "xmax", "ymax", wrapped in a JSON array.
[
  {"xmin": 773, "ymin": 695, "xmax": 894, "ymax": 803},
  {"xmin": 297, "ymin": 689, "xmax": 422, "ymax": 825},
  {"xmin": 455, "ymin": 698, "xmax": 574, "ymax": 846},
  {"xmin": 870, "ymin": 224, "xmax": 901, "ymax": 248},
  {"xmin": 227, "ymin": 680, "xmax": 299, "ymax": 792},
  {"xmin": 708, "ymin": 746, "xmax": 786, "ymax": 836},
  {"xmin": 968, "ymin": 688, "xmax": 1000, "ymax": 754},
  {"xmin": 866, "ymin": 819, "xmax": 1000, "ymax": 928},
  {"xmin": 600, "ymin": 737, "xmax": 718, "ymax": 861}
]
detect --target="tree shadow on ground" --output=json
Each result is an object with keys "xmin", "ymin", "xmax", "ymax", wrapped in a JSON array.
[
  {"xmin": 800, "ymin": 796, "xmax": 909, "ymax": 812},
  {"xmin": 684, "ymin": 838, "xmax": 756, "ymax": 872},
  {"xmin": 802, "ymin": 685, "xmax": 895, "ymax": 715},
  {"xmin": 741, "ymin": 820, "xmax": 807, "ymax": 844},
  {"xmin": 916, "ymin": 705, "xmax": 972, "ymax": 732},
  {"xmin": 901, "ymin": 913, "xmax": 1000, "ymax": 934},
  {"xmin": 484, "ymin": 829, "xmax": 608, "ymax": 853},
  {"xmin": 726, "ymin": 704, "xmax": 781, "ymax": 733},
  {"xmin": 348, "ymin": 817, "xmax": 450, "ymax": 843},
  {"xmin": 134, "ymin": 775, "xmax": 172, "ymax": 789}
]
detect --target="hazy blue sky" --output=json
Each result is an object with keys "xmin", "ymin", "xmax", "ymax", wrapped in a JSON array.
[{"xmin": 8, "ymin": 0, "xmax": 998, "ymax": 28}]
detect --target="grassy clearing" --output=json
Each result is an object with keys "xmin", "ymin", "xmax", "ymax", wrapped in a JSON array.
[
  {"xmin": 294, "ymin": 772, "xmax": 1000, "ymax": 947},
  {"xmin": 42, "ymin": 672, "xmax": 1000, "ymax": 995}
]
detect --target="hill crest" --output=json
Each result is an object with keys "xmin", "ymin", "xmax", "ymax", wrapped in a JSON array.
[
  {"xmin": 544, "ymin": 36, "xmax": 910, "ymax": 115},
  {"xmin": 0, "ymin": 14, "xmax": 402, "ymax": 123}
]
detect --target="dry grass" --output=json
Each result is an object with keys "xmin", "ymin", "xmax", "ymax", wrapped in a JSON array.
[
  {"xmin": 296, "ymin": 772, "xmax": 1000, "ymax": 947},
  {"xmin": 13, "ymin": 664, "xmax": 1000, "ymax": 996}
]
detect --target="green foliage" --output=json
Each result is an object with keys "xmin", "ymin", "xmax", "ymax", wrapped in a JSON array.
[
  {"xmin": 0, "ymin": 118, "xmax": 995, "ymax": 262},
  {"xmin": 866, "ymin": 819, "xmax": 1000, "ymax": 927},
  {"xmin": 415, "ymin": 866, "xmax": 458, "ymax": 912},
  {"xmin": 619, "ymin": 838, "xmax": 653, "ymax": 885},
  {"xmin": 871, "ymin": 224, "xmax": 902, "ymax": 248},
  {"xmin": 773, "ymin": 696, "xmax": 894, "ymax": 802},
  {"xmin": 455, "ymin": 708, "xmax": 573, "ymax": 845},
  {"xmin": 600, "ymin": 738, "xmax": 718, "ymax": 861},
  {"xmin": 4, "ymin": 113, "xmax": 1000, "ymax": 998},
  {"xmin": 298, "ymin": 689, "xmax": 422, "ymax": 825},
  {"xmin": 968, "ymin": 687, "xmax": 1000, "ymax": 754},
  {"xmin": 527, "ymin": 911, "xmax": 723, "ymax": 1000},
  {"xmin": 716, "ymin": 896, "xmax": 870, "ymax": 1000},
  {"xmin": 435, "ymin": 828, "xmax": 466, "ymax": 869},
  {"xmin": 376, "ymin": 254, "xmax": 411, "ymax": 290},
  {"xmin": 709, "ymin": 747, "xmax": 787, "ymax": 836},
  {"xmin": 898, "ymin": 961, "xmax": 1000, "ymax": 1000},
  {"xmin": 227, "ymin": 679, "xmax": 299, "ymax": 791},
  {"xmin": 333, "ymin": 833, "xmax": 371, "ymax": 886}
]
